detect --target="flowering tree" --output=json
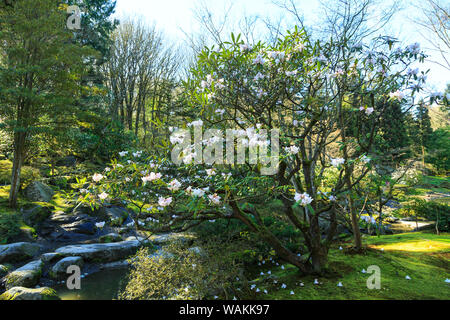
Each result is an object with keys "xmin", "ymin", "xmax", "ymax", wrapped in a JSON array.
[{"xmin": 77, "ymin": 27, "xmax": 438, "ymax": 274}]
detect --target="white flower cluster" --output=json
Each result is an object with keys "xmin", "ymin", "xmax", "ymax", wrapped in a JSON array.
[{"xmin": 294, "ymin": 192, "xmax": 313, "ymax": 206}]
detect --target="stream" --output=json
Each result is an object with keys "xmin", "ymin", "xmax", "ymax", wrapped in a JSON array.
[{"xmin": 54, "ymin": 268, "xmax": 129, "ymax": 300}]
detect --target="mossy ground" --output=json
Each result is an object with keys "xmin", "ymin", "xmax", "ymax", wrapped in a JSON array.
[
  {"xmin": 242, "ymin": 232, "xmax": 449, "ymax": 300},
  {"xmin": 0, "ymin": 185, "xmax": 72, "ymax": 243}
]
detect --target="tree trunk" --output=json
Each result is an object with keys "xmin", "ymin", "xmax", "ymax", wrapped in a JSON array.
[
  {"xmin": 310, "ymin": 245, "xmax": 328, "ymax": 273},
  {"xmin": 9, "ymin": 131, "xmax": 26, "ymax": 208}
]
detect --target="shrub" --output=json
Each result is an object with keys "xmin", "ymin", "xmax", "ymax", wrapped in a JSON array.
[{"xmin": 120, "ymin": 239, "xmax": 243, "ymax": 300}]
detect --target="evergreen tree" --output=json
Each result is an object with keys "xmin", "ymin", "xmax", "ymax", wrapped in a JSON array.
[
  {"xmin": 0, "ymin": 0, "xmax": 95, "ymax": 207},
  {"xmin": 415, "ymin": 102, "xmax": 434, "ymax": 168}
]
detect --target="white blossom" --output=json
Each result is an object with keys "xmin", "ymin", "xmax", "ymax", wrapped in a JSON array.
[
  {"xmin": 208, "ymin": 193, "xmax": 221, "ymax": 205},
  {"xmin": 92, "ymin": 173, "xmax": 104, "ymax": 182},
  {"xmin": 168, "ymin": 179, "xmax": 182, "ymax": 191},
  {"xmin": 98, "ymin": 192, "xmax": 108, "ymax": 200},
  {"xmin": 331, "ymin": 158, "xmax": 345, "ymax": 167},
  {"xmin": 158, "ymin": 196, "xmax": 173, "ymax": 207}
]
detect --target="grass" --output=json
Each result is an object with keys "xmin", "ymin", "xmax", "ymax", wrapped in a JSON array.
[{"xmin": 241, "ymin": 232, "xmax": 450, "ymax": 300}]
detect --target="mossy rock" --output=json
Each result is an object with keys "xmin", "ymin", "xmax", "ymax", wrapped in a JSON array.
[
  {"xmin": 0, "ymin": 287, "xmax": 60, "ymax": 300},
  {"xmin": 4, "ymin": 259, "xmax": 43, "ymax": 290},
  {"xmin": 21, "ymin": 204, "xmax": 54, "ymax": 227},
  {"xmin": 23, "ymin": 181, "xmax": 54, "ymax": 203},
  {"xmin": 99, "ymin": 233, "xmax": 123, "ymax": 243}
]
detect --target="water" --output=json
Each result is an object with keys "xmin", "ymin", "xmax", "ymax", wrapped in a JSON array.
[{"xmin": 55, "ymin": 268, "xmax": 129, "ymax": 300}]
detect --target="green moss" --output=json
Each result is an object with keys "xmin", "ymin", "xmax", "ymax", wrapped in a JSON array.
[
  {"xmin": 0, "ymin": 287, "xmax": 60, "ymax": 300},
  {"xmin": 238, "ymin": 232, "xmax": 450, "ymax": 300},
  {"xmin": 0, "ymin": 292, "xmax": 15, "ymax": 300},
  {"xmin": 0, "ymin": 160, "xmax": 40, "ymax": 185},
  {"xmin": 41, "ymin": 288, "xmax": 60, "ymax": 300}
]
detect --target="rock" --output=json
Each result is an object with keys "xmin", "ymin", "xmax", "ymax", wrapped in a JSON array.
[
  {"xmin": 98, "ymin": 206, "xmax": 132, "ymax": 226},
  {"xmin": 99, "ymin": 233, "xmax": 123, "ymax": 243},
  {"xmin": 22, "ymin": 205, "xmax": 53, "ymax": 226},
  {"xmin": 0, "ymin": 286, "xmax": 60, "ymax": 300},
  {"xmin": 0, "ymin": 264, "xmax": 9, "ymax": 278},
  {"xmin": 125, "ymin": 236, "xmax": 148, "ymax": 242},
  {"xmin": 40, "ymin": 252, "xmax": 62, "ymax": 263},
  {"xmin": 61, "ymin": 220, "xmax": 96, "ymax": 235},
  {"xmin": 71, "ymin": 205, "xmax": 98, "ymax": 216},
  {"xmin": 23, "ymin": 181, "xmax": 54, "ymax": 203},
  {"xmin": 39, "ymin": 211, "xmax": 98, "ymax": 239},
  {"xmin": 4, "ymin": 259, "xmax": 43, "ymax": 289},
  {"xmin": 55, "ymin": 155, "xmax": 77, "ymax": 167},
  {"xmin": 50, "ymin": 257, "xmax": 83, "ymax": 279},
  {"xmin": 55, "ymin": 240, "xmax": 142, "ymax": 262},
  {"xmin": 149, "ymin": 233, "xmax": 196, "ymax": 246},
  {"xmin": 0, "ymin": 242, "xmax": 41, "ymax": 263},
  {"xmin": 99, "ymin": 260, "xmax": 129, "ymax": 270}
]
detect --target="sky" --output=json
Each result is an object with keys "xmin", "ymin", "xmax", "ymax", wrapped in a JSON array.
[{"xmin": 113, "ymin": 0, "xmax": 449, "ymax": 92}]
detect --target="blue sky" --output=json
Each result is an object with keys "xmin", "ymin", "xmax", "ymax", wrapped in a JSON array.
[{"xmin": 113, "ymin": 0, "xmax": 449, "ymax": 92}]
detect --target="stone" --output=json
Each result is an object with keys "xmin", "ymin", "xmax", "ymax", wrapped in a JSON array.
[
  {"xmin": 40, "ymin": 252, "xmax": 62, "ymax": 263},
  {"xmin": 99, "ymin": 260, "xmax": 129, "ymax": 270},
  {"xmin": 41, "ymin": 211, "xmax": 98, "ymax": 237},
  {"xmin": 50, "ymin": 256, "xmax": 83, "ymax": 279},
  {"xmin": 61, "ymin": 219, "xmax": 96, "ymax": 235},
  {"xmin": 55, "ymin": 240, "xmax": 142, "ymax": 262},
  {"xmin": 0, "ymin": 286, "xmax": 60, "ymax": 300},
  {"xmin": 4, "ymin": 259, "xmax": 43, "ymax": 290},
  {"xmin": 0, "ymin": 242, "xmax": 41, "ymax": 263},
  {"xmin": 149, "ymin": 233, "xmax": 196, "ymax": 246},
  {"xmin": 99, "ymin": 233, "xmax": 123, "ymax": 243},
  {"xmin": 98, "ymin": 206, "xmax": 132, "ymax": 226},
  {"xmin": 23, "ymin": 181, "xmax": 54, "ymax": 203},
  {"xmin": 22, "ymin": 205, "xmax": 53, "ymax": 226}
]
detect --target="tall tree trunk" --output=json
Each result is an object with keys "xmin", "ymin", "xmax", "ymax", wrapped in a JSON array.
[{"xmin": 9, "ymin": 131, "xmax": 26, "ymax": 208}]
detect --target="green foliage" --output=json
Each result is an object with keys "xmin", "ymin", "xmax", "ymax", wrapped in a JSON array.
[
  {"xmin": 70, "ymin": 119, "xmax": 136, "ymax": 161},
  {"xmin": 120, "ymin": 240, "xmax": 243, "ymax": 300},
  {"xmin": 408, "ymin": 199, "xmax": 450, "ymax": 232},
  {"xmin": 0, "ymin": 211, "xmax": 21, "ymax": 244},
  {"xmin": 426, "ymin": 126, "xmax": 450, "ymax": 174},
  {"xmin": 65, "ymin": 0, "xmax": 119, "ymax": 60}
]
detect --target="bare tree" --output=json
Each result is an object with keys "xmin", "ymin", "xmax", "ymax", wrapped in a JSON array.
[
  {"xmin": 414, "ymin": 0, "xmax": 450, "ymax": 70},
  {"xmin": 104, "ymin": 18, "xmax": 181, "ymax": 142}
]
